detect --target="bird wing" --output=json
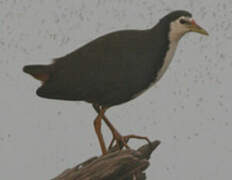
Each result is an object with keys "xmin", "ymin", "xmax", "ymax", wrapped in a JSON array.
[{"xmin": 38, "ymin": 29, "xmax": 166, "ymax": 102}]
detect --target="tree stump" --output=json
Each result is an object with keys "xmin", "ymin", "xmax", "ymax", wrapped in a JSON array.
[{"xmin": 52, "ymin": 140, "xmax": 160, "ymax": 180}]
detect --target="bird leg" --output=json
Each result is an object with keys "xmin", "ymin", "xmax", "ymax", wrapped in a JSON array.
[
  {"xmin": 93, "ymin": 104, "xmax": 151, "ymax": 151},
  {"xmin": 101, "ymin": 114, "xmax": 131, "ymax": 150},
  {"xmin": 93, "ymin": 104, "xmax": 130, "ymax": 151},
  {"xmin": 93, "ymin": 107, "xmax": 107, "ymax": 155}
]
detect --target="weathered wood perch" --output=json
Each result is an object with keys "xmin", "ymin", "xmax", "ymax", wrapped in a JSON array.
[{"xmin": 52, "ymin": 140, "xmax": 160, "ymax": 180}]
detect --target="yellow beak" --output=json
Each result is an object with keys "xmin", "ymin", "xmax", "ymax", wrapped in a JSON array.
[{"xmin": 189, "ymin": 20, "xmax": 209, "ymax": 36}]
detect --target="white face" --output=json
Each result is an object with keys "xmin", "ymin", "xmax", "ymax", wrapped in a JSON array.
[{"xmin": 169, "ymin": 16, "xmax": 193, "ymax": 42}]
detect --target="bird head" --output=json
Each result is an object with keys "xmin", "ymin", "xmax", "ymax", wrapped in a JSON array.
[{"xmin": 160, "ymin": 10, "xmax": 209, "ymax": 41}]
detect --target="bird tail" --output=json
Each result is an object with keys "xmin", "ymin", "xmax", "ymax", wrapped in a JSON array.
[{"xmin": 23, "ymin": 65, "xmax": 51, "ymax": 82}]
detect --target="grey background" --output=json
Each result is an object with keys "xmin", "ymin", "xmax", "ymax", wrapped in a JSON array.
[{"xmin": 0, "ymin": 0, "xmax": 231, "ymax": 179}]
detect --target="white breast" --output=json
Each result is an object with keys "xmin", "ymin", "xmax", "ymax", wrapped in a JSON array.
[{"xmin": 156, "ymin": 41, "xmax": 178, "ymax": 81}]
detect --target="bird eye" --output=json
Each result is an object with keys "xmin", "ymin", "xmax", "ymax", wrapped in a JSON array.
[{"xmin": 179, "ymin": 19, "xmax": 187, "ymax": 24}]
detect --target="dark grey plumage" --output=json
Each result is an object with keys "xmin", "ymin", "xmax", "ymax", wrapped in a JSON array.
[{"xmin": 23, "ymin": 11, "xmax": 193, "ymax": 107}]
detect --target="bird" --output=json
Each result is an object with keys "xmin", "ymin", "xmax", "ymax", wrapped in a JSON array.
[{"xmin": 23, "ymin": 10, "xmax": 208, "ymax": 155}]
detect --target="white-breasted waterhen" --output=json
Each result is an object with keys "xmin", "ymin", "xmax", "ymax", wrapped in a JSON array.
[{"xmin": 23, "ymin": 10, "xmax": 208, "ymax": 155}]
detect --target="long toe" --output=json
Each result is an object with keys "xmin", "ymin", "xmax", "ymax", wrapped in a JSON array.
[
  {"xmin": 109, "ymin": 134, "xmax": 152, "ymax": 152},
  {"xmin": 124, "ymin": 134, "xmax": 152, "ymax": 145}
]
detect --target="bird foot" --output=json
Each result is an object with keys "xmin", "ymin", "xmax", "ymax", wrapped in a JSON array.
[
  {"xmin": 108, "ymin": 131, "xmax": 130, "ymax": 151},
  {"xmin": 108, "ymin": 132, "xmax": 152, "ymax": 151}
]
